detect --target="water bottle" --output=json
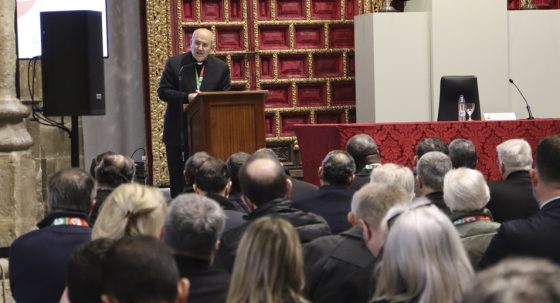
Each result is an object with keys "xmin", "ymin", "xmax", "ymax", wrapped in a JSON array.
[{"xmin": 458, "ymin": 94, "xmax": 466, "ymax": 121}]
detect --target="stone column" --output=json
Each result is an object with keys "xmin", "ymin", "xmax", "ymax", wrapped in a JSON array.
[{"xmin": 0, "ymin": 0, "xmax": 37, "ymax": 247}]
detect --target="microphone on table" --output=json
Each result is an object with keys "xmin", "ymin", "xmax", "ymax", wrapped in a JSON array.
[{"xmin": 508, "ymin": 78, "xmax": 535, "ymax": 120}]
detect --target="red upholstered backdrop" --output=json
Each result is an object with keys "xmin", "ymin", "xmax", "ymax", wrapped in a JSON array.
[{"xmin": 294, "ymin": 119, "xmax": 560, "ymax": 185}]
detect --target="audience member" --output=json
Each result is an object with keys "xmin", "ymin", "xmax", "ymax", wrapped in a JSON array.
[
  {"xmin": 183, "ymin": 151, "xmax": 211, "ymax": 193},
  {"xmin": 372, "ymin": 199, "xmax": 473, "ymax": 303},
  {"xmin": 415, "ymin": 137, "xmax": 449, "ymax": 160},
  {"xmin": 304, "ymin": 183, "xmax": 410, "ymax": 303},
  {"xmin": 254, "ymin": 148, "xmax": 318, "ymax": 198},
  {"xmin": 63, "ymin": 238, "xmax": 114, "ymax": 303},
  {"xmin": 416, "ymin": 151, "xmax": 453, "ymax": 216},
  {"xmin": 346, "ymin": 134, "xmax": 381, "ymax": 190},
  {"xmin": 370, "ymin": 163, "xmax": 415, "ymax": 199},
  {"xmin": 10, "ymin": 168, "xmax": 95, "ymax": 303},
  {"xmin": 226, "ymin": 151, "xmax": 250, "ymax": 210},
  {"xmin": 90, "ymin": 153, "xmax": 136, "ymax": 225},
  {"xmin": 486, "ymin": 138, "xmax": 539, "ymax": 222},
  {"xmin": 293, "ymin": 150, "xmax": 356, "ymax": 234},
  {"xmin": 463, "ymin": 258, "xmax": 560, "ymax": 303},
  {"xmin": 443, "ymin": 168, "xmax": 500, "ymax": 266},
  {"xmin": 92, "ymin": 183, "xmax": 167, "ymax": 240},
  {"xmin": 217, "ymin": 155, "xmax": 330, "ymax": 271},
  {"xmin": 101, "ymin": 236, "xmax": 189, "ymax": 303},
  {"xmin": 194, "ymin": 157, "xmax": 246, "ymax": 230},
  {"xmin": 481, "ymin": 134, "xmax": 560, "ymax": 267},
  {"xmin": 448, "ymin": 138, "xmax": 477, "ymax": 169},
  {"xmin": 89, "ymin": 151, "xmax": 115, "ymax": 177},
  {"xmin": 164, "ymin": 194, "xmax": 230, "ymax": 303},
  {"xmin": 226, "ymin": 217, "xmax": 309, "ymax": 303}
]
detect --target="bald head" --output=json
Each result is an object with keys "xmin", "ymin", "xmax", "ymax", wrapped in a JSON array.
[
  {"xmin": 191, "ymin": 28, "xmax": 213, "ymax": 62},
  {"xmin": 239, "ymin": 157, "xmax": 289, "ymax": 206},
  {"xmin": 346, "ymin": 134, "xmax": 380, "ymax": 170}
]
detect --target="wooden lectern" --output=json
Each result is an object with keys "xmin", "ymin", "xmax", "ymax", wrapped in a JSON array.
[{"xmin": 184, "ymin": 90, "xmax": 267, "ymax": 160}]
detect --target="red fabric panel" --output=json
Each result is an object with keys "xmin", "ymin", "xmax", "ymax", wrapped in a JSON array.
[{"xmin": 295, "ymin": 119, "xmax": 560, "ymax": 185}]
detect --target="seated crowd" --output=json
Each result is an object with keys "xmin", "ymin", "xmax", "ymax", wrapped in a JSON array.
[{"xmin": 8, "ymin": 134, "xmax": 560, "ymax": 303}]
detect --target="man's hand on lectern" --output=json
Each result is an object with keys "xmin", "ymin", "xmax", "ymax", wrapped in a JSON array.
[{"xmin": 184, "ymin": 91, "xmax": 199, "ymax": 110}]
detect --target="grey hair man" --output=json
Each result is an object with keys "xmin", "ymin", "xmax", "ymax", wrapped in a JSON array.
[
  {"xmin": 449, "ymin": 138, "xmax": 477, "ymax": 169},
  {"xmin": 481, "ymin": 134, "xmax": 560, "ymax": 268},
  {"xmin": 9, "ymin": 168, "xmax": 95, "ymax": 303},
  {"xmin": 486, "ymin": 139, "xmax": 539, "ymax": 222},
  {"xmin": 346, "ymin": 134, "xmax": 381, "ymax": 190},
  {"xmin": 370, "ymin": 163, "xmax": 415, "ymax": 199},
  {"xmin": 303, "ymin": 183, "xmax": 410, "ymax": 303},
  {"xmin": 293, "ymin": 150, "xmax": 356, "ymax": 234},
  {"xmin": 416, "ymin": 151, "xmax": 453, "ymax": 217},
  {"xmin": 163, "ymin": 193, "xmax": 229, "ymax": 303},
  {"xmin": 464, "ymin": 258, "xmax": 560, "ymax": 303}
]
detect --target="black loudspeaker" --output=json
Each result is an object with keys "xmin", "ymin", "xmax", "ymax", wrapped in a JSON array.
[{"xmin": 40, "ymin": 11, "xmax": 105, "ymax": 116}]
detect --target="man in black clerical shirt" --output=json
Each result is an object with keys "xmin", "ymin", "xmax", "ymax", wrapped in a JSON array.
[{"xmin": 158, "ymin": 28, "xmax": 231, "ymax": 197}]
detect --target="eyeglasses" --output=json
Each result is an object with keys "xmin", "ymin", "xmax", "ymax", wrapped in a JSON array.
[{"xmin": 385, "ymin": 199, "xmax": 433, "ymax": 230}]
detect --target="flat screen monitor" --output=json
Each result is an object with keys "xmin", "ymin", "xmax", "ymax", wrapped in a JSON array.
[
  {"xmin": 16, "ymin": 0, "xmax": 108, "ymax": 59},
  {"xmin": 438, "ymin": 75, "xmax": 481, "ymax": 121}
]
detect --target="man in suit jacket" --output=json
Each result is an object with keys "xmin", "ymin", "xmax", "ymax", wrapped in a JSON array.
[
  {"xmin": 480, "ymin": 134, "xmax": 560, "ymax": 268},
  {"xmin": 163, "ymin": 194, "xmax": 230, "ymax": 303},
  {"xmin": 158, "ymin": 28, "xmax": 231, "ymax": 198},
  {"xmin": 416, "ymin": 151, "xmax": 453, "ymax": 217},
  {"xmin": 293, "ymin": 150, "xmax": 356, "ymax": 234},
  {"xmin": 486, "ymin": 139, "xmax": 539, "ymax": 223},
  {"xmin": 303, "ymin": 183, "xmax": 410, "ymax": 303},
  {"xmin": 9, "ymin": 168, "xmax": 94, "ymax": 303}
]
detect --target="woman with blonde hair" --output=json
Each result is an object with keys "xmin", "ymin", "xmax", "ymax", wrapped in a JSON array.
[
  {"xmin": 92, "ymin": 183, "xmax": 167, "ymax": 240},
  {"xmin": 227, "ymin": 216, "xmax": 309, "ymax": 303},
  {"xmin": 372, "ymin": 199, "xmax": 474, "ymax": 303}
]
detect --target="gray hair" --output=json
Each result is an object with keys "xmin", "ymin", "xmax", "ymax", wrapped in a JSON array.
[
  {"xmin": 463, "ymin": 258, "xmax": 560, "ymax": 303},
  {"xmin": 497, "ymin": 139, "xmax": 532, "ymax": 177},
  {"xmin": 370, "ymin": 163, "xmax": 415, "ymax": 197},
  {"xmin": 449, "ymin": 139, "xmax": 477, "ymax": 169},
  {"xmin": 351, "ymin": 183, "xmax": 410, "ymax": 229},
  {"xmin": 443, "ymin": 168, "xmax": 490, "ymax": 212},
  {"xmin": 374, "ymin": 199, "xmax": 474, "ymax": 303},
  {"xmin": 48, "ymin": 168, "xmax": 95, "ymax": 213},
  {"xmin": 163, "ymin": 194, "xmax": 226, "ymax": 259},
  {"xmin": 417, "ymin": 151, "xmax": 452, "ymax": 192}
]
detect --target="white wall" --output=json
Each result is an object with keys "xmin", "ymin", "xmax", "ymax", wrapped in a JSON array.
[
  {"xmin": 508, "ymin": 10, "xmax": 560, "ymax": 119},
  {"xmin": 82, "ymin": 0, "xmax": 146, "ymax": 164}
]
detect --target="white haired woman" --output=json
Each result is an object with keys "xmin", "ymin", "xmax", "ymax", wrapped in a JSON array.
[
  {"xmin": 443, "ymin": 168, "xmax": 500, "ymax": 265},
  {"xmin": 372, "ymin": 199, "xmax": 474, "ymax": 303}
]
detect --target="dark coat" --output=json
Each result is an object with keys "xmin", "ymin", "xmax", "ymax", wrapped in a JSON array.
[
  {"xmin": 175, "ymin": 254, "xmax": 230, "ymax": 303},
  {"xmin": 425, "ymin": 191, "xmax": 452, "ymax": 217},
  {"xmin": 350, "ymin": 167, "xmax": 372, "ymax": 191},
  {"xmin": 216, "ymin": 198, "xmax": 331, "ymax": 272},
  {"xmin": 480, "ymin": 198, "xmax": 560, "ymax": 268},
  {"xmin": 206, "ymin": 193, "xmax": 247, "ymax": 232},
  {"xmin": 290, "ymin": 177, "xmax": 318, "ymax": 199},
  {"xmin": 303, "ymin": 227, "xmax": 375, "ymax": 303},
  {"xmin": 90, "ymin": 187, "xmax": 113, "ymax": 225},
  {"xmin": 487, "ymin": 171, "xmax": 539, "ymax": 223},
  {"xmin": 157, "ymin": 52, "xmax": 230, "ymax": 146},
  {"xmin": 293, "ymin": 185, "xmax": 355, "ymax": 234},
  {"xmin": 9, "ymin": 211, "xmax": 92, "ymax": 303}
]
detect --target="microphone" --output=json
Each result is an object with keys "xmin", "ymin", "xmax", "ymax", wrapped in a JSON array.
[{"xmin": 509, "ymin": 78, "xmax": 535, "ymax": 120}]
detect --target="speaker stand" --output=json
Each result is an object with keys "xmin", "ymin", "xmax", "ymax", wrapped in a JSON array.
[{"xmin": 71, "ymin": 116, "xmax": 80, "ymax": 167}]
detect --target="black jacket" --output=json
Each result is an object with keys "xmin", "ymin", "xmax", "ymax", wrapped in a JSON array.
[
  {"xmin": 216, "ymin": 198, "xmax": 331, "ymax": 271},
  {"xmin": 158, "ymin": 52, "xmax": 230, "ymax": 146},
  {"xmin": 9, "ymin": 211, "xmax": 92, "ymax": 303},
  {"xmin": 175, "ymin": 254, "xmax": 230, "ymax": 303},
  {"xmin": 293, "ymin": 185, "xmax": 355, "ymax": 234},
  {"xmin": 425, "ymin": 191, "xmax": 452, "ymax": 218},
  {"xmin": 206, "ymin": 193, "xmax": 247, "ymax": 232},
  {"xmin": 480, "ymin": 198, "xmax": 560, "ymax": 268},
  {"xmin": 487, "ymin": 171, "xmax": 539, "ymax": 223},
  {"xmin": 303, "ymin": 227, "xmax": 375, "ymax": 303}
]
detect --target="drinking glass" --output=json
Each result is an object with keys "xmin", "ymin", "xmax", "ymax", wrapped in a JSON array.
[{"xmin": 466, "ymin": 103, "xmax": 475, "ymax": 121}]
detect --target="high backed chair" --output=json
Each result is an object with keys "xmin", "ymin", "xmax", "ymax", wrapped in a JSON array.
[{"xmin": 438, "ymin": 76, "xmax": 481, "ymax": 121}]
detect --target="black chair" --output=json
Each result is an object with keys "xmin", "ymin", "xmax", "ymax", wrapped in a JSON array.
[{"xmin": 437, "ymin": 75, "xmax": 481, "ymax": 121}]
